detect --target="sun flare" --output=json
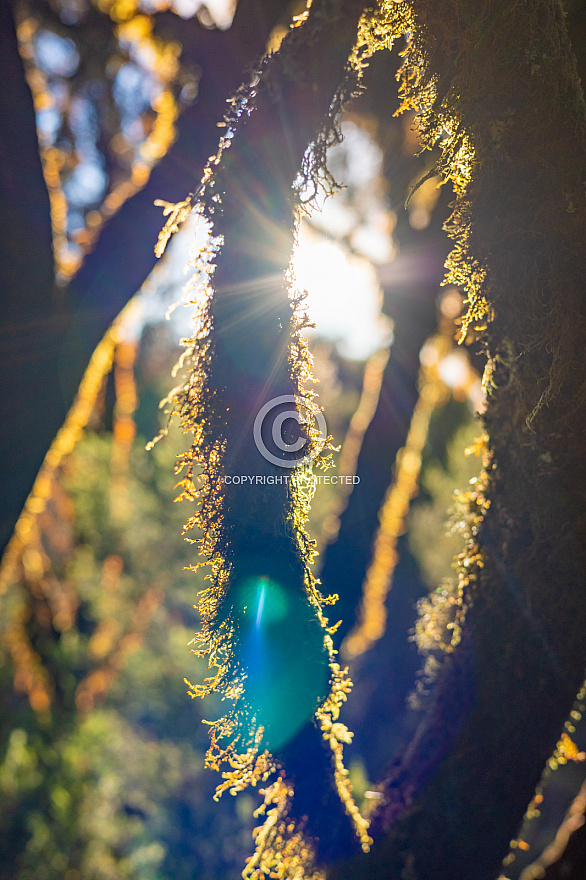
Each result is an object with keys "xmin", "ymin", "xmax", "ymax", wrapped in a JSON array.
[{"xmin": 293, "ymin": 222, "xmax": 391, "ymax": 361}]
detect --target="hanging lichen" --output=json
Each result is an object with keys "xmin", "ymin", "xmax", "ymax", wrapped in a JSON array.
[
  {"xmin": 152, "ymin": 1, "xmax": 376, "ymax": 874},
  {"xmin": 153, "ymin": 0, "xmax": 586, "ymax": 873},
  {"xmin": 324, "ymin": 1, "xmax": 586, "ymax": 876},
  {"xmin": 354, "ymin": 1, "xmax": 489, "ymax": 343}
]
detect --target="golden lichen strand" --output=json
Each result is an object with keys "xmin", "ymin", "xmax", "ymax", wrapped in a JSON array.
[
  {"xmin": 356, "ymin": 2, "xmax": 491, "ymax": 345},
  {"xmin": 315, "ymin": 653, "xmax": 373, "ymax": 851},
  {"xmin": 243, "ymin": 777, "xmax": 324, "ymax": 880},
  {"xmin": 163, "ymin": 241, "xmax": 358, "ymax": 846}
]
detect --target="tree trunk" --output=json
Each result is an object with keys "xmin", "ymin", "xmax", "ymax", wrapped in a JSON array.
[{"xmin": 328, "ymin": 1, "xmax": 586, "ymax": 877}]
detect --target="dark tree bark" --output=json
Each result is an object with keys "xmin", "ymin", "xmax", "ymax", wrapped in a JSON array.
[
  {"xmin": 327, "ymin": 1, "xmax": 586, "ymax": 878},
  {"xmin": 0, "ymin": 0, "xmax": 64, "ymax": 554}
]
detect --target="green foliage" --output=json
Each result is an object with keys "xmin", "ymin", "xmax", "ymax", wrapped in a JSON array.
[{"xmin": 0, "ymin": 405, "xmax": 255, "ymax": 880}]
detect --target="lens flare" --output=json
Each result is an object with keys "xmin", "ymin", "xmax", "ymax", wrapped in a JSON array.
[{"xmin": 232, "ymin": 576, "xmax": 329, "ymax": 751}]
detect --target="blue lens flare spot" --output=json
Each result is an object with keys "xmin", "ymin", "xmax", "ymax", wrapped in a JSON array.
[
  {"xmin": 234, "ymin": 576, "xmax": 289, "ymax": 628},
  {"xmin": 231, "ymin": 575, "xmax": 329, "ymax": 751}
]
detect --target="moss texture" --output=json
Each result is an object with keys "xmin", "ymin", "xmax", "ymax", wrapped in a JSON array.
[{"xmin": 330, "ymin": 1, "xmax": 586, "ymax": 877}]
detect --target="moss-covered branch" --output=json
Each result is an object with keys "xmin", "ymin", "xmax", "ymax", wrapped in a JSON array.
[
  {"xmin": 328, "ymin": 1, "xmax": 586, "ymax": 877},
  {"xmin": 159, "ymin": 0, "xmax": 376, "ymax": 870}
]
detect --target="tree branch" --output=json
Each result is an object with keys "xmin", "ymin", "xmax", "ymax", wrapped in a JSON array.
[{"xmin": 328, "ymin": 0, "xmax": 586, "ymax": 876}]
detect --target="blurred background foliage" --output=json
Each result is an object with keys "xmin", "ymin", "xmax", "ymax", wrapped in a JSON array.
[
  {"xmin": 0, "ymin": 328, "xmax": 258, "ymax": 879},
  {"xmin": 3, "ymin": 0, "xmax": 586, "ymax": 877}
]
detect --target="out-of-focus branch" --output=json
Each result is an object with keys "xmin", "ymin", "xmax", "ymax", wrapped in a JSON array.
[
  {"xmin": 0, "ymin": 0, "xmax": 62, "ymax": 555},
  {"xmin": 59, "ymin": 0, "xmax": 287, "ymax": 400}
]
